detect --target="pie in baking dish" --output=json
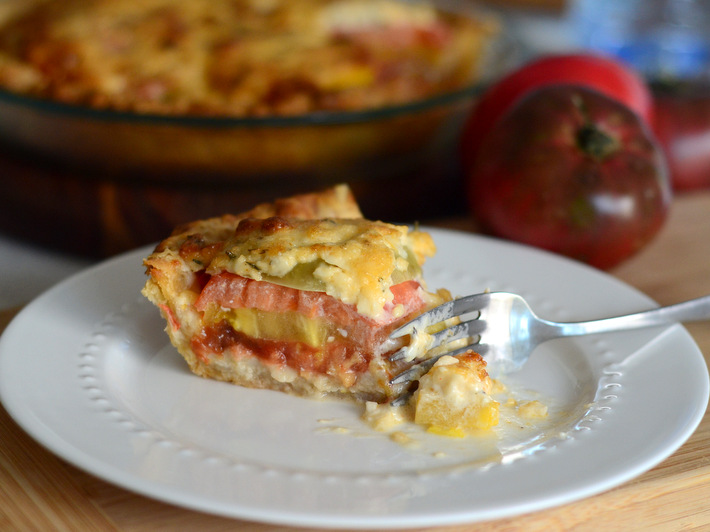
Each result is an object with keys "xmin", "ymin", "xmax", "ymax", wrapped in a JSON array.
[
  {"xmin": 142, "ymin": 185, "xmax": 451, "ymax": 402},
  {"xmin": 0, "ymin": 0, "xmax": 498, "ymax": 116}
]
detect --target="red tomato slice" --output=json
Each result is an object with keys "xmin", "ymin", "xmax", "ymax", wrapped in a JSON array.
[
  {"xmin": 195, "ymin": 272, "xmax": 425, "ymax": 324},
  {"xmin": 461, "ymin": 54, "xmax": 653, "ymax": 168}
]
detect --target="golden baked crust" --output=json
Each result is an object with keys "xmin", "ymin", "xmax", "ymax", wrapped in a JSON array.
[
  {"xmin": 142, "ymin": 184, "xmax": 445, "ymax": 402},
  {"xmin": 151, "ymin": 183, "xmax": 363, "ymax": 258},
  {"xmin": 209, "ymin": 217, "xmax": 435, "ymax": 318},
  {"xmin": 0, "ymin": 0, "xmax": 498, "ymax": 116}
]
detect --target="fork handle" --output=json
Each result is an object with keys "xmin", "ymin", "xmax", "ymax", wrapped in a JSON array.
[{"xmin": 547, "ymin": 294, "xmax": 710, "ymax": 338}]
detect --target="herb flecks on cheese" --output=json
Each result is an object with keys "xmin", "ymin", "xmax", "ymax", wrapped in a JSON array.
[{"xmin": 208, "ymin": 217, "xmax": 435, "ymax": 318}]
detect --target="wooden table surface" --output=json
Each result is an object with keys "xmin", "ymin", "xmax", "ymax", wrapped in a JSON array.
[{"xmin": 1, "ymin": 191, "xmax": 709, "ymax": 531}]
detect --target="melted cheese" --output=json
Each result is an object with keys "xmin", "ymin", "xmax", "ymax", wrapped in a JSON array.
[
  {"xmin": 414, "ymin": 353, "xmax": 499, "ymax": 436},
  {"xmin": 208, "ymin": 218, "xmax": 435, "ymax": 318},
  {"xmin": 362, "ymin": 400, "xmax": 408, "ymax": 432},
  {"xmin": 517, "ymin": 400, "xmax": 548, "ymax": 420}
]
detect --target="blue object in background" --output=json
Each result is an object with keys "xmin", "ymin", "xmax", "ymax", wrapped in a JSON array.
[{"xmin": 568, "ymin": 0, "xmax": 710, "ymax": 80}]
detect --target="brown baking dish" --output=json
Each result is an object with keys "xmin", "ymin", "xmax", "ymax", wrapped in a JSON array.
[{"xmin": 0, "ymin": 0, "xmax": 518, "ymax": 257}]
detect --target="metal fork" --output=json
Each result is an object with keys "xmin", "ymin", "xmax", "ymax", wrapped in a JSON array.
[{"xmin": 388, "ymin": 291, "xmax": 710, "ymax": 389}]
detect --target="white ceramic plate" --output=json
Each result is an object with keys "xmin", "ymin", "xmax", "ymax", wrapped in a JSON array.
[{"xmin": 1, "ymin": 229, "xmax": 708, "ymax": 529}]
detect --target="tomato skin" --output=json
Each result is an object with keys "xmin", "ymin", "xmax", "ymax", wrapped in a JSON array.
[
  {"xmin": 653, "ymin": 87, "xmax": 710, "ymax": 190},
  {"xmin": 462, "ymin": 54, "xmax": 653, "ymax": 168},
  {"xmin": 467, "ymin": 85, "xmax": 671, "ymax": 270}
]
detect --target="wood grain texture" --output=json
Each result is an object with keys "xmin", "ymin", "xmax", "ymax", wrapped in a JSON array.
[{"xmin": 1, "ymin": 191, "xmax": 709, "ymax": 531}]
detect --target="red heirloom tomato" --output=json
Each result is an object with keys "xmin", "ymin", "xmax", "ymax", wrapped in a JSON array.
[
  {"xmin": 467, "ymin": 85, "xmax": 671, "ymax": 270},
  {"xmin": 462, "ymin": 54, "xmax": 653, "ymax": 168},
  {"xmin": 653, "ymin": 86, "xmax": 710, "ymax": 190}
]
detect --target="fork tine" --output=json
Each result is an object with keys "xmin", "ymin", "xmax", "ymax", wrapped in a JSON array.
[
  {"xmin": 389, "ymin": 292, "xmax": 491, "ymax": 339},
  {"xmin": 389, "ymin": 317, "xmax": 486, "ymax": 361},
  {"xmin": 389, "ymin": 341, "xmax": 485, "ymax": 386},
  {"xmin": 389, "ymin": 357, "xmax": 439, "ymax": 386}
]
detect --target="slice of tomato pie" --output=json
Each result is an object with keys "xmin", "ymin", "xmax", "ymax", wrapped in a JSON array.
[{"xmin": 142, "ymin": 185, "xmax": 448, "ymax": 402}]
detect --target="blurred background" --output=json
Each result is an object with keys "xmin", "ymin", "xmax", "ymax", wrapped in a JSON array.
[
  {"xmin": 2, "ymin": 0, "xmax": 710, "ymax": 306},
  {"xmin": 491, "ymin": 0, "xmax": 710, "ymax": 81}
]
